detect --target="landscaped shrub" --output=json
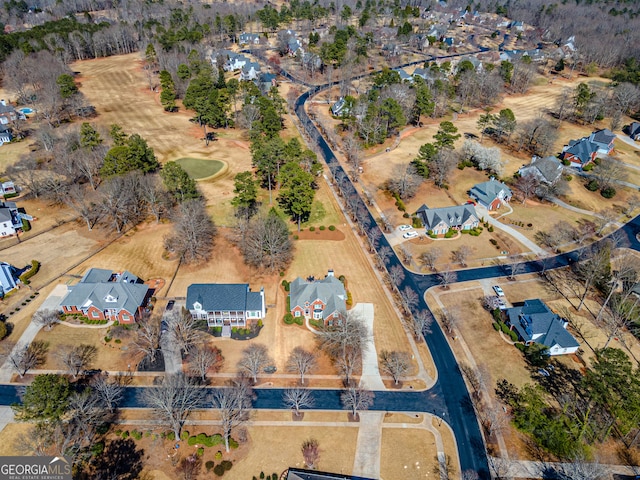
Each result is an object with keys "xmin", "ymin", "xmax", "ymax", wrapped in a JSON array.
[
  {"xmin": 0, "ymin": 322, "xmax": 8, "ymax": 341},
  {"xmin": 586, "ymin": 179, "xmax": 599, "ymax": 191},
  {"xmin": 91, "ymin": 441, "xmax": 105, "ymax": 455},
  {"xmin": 294, "ymin": 316, "xmax": 303, "ymax": 325},
  {"xmin": 412, "ymin": 217, "xmax": 423, "ymax": 228},
  {"xmin": 229, "ymin": 438, "xmax": 239, "ymax": 449},
  {"xmin": 293, "ymin": 235, "xmax": 299, "ymax": 240},
  {"xmin": 188, "ymin": 436, "xmax": 198, "ymax": 446},
  {"xmin": 213, "ymin": 464, "xmax": 225, "ymax": 476},
  {"xmin": 508, "ymin": 330, "xmax": 518, "ymax": 342},
  {"xmin": 21, "ymin": 218, "xmax": 31, "ymax": 231},
  {"xmin": 488, "ymin": 225, "xmax": 494, "ymax": 232},
  {"xmin": 121, "ymin": 430, "xmax": 129, "ymax": 439},
  {"xmin": 284, "ymin": 313, "xmax": 294, "ymax": 324},
  {"xmin": 19, "ymin": 260, "xmax": 40, "ymax": 285},
  {"xmin": 319, "ymin": 225, "xmax": 326, "ymax": 230},
  {"xmin": 114, "ymin": 339, "xmax": 121, "ymax": 344},
  {"xmin": 220, "ymin": 460, "xmax": 232, "ymax": 471},
  {"xmin": 257, "ymin": 320, "xmax": 263, "ymax": 328},
  {"xmin": 444, "ymin": 229, "xmax": 455, "ymax": 238},
  {"xmin": 206, "ymin": 461, "xmax": 215, "ymax": 471},
  {"xmin": 197, "ymin": 447, "xmax": 204, "ymax": 457},
  {"xmin": 601, "ymin": 186, "xmax": 616, "ymax": 198},
  {"xmin": 492, "ymin": 309, "xmax": 502, "ymax": 323},
  {"xmin": 309, "ymin": 226, "xmax": 315, "ymax": 232},
  {"xmin": 582, "ymin": 163, "xmax": 593, "ymax": 171},
  {"xmin": 492, "ymin": 322, "xmax": 500, "ymax": 331},
  {"xmin": 131, "ymin": 430, "xmax": 143, "ymax": 440},
  {"xmin": 328, "ymin": 225, "xmax": 336, "ymax": 231},
  {"xmin": 166, "ymin": 432, "xmax": 175, "ymax": 441},
  {"xmin": 215, "ymin": 451, "xmax": 223, "ymax": 460},
  {"xmin": 281, "ymin": 280, "xmax": 290, "ymax": 292},
  {"xmin": 490, "ymin": 239, "xmax": 498, "ymax": 246},
  {"xmin": 515, "ymin": 343, "xmax": 526, "ymax": 351},
  {"xmin": 346, "ymin": 291, "xmax": 353, "ymax": 306}
]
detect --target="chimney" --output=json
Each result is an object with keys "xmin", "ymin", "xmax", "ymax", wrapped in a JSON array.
[{"xmin": 327, "ymin": 269, "xmax": 334, "ymax": 277}]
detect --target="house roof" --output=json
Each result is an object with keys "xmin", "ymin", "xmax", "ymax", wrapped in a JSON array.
[
  {"xmin": 469, "ymin": 179, "xmax": 512, "ymax": 206},
  {"xmin": 286, "ymin": 467, "xmax": 375, "ymax": 480},
  {"xmin": 630, "ymin": 122, "xmax": 640, "ymax": 137},
  {"xmin": 60, "ymin": 271, "xmax": 149, "ymax": 316},
  {"xmin": 290, "ymin": 273, "xmax": 346, "ymax": 320},
  {"xmin": 563, "ymin": 137, "xmax": 598, "ymax": 164},
  {"xmin": 415, "ymin": 204, "xmax": 479, "ymax": 230},
  {"xmin": 590, "ymin": 128, "xmax": 615, "ymax": 147},
  {"xmin": 0, "ymin": 262, "xmax": 18, "ymax": 293},
  {"xmin": 186, "ymin": 284, "xmax": 263, "ymax": 312},
  {"xmin": 507, "ymin": 299, "xmax": 579, "ymax": 350},
  {"xmin": 394, "ymin": 68, "xmax": 412, "ymax": 81},
  {"xmin": 242, "ymin": 62, "xmax": 261, "ymax": 73},
  {"xmin": 520, "ymin": 156, "xmax": 563, "ymax": 184}
]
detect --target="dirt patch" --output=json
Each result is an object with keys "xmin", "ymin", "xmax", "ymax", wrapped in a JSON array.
[{"xmin": 294, "ymin": 228, "xmax": 345, "ymax": 241}]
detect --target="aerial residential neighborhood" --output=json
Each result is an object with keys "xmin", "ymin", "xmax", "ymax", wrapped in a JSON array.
[{"xmin": 0, "ymin": 0, "xmax": 639, "ymax": 479}]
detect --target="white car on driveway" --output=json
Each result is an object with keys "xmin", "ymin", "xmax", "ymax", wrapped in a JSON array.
[
  {"xmin": 398, "ymin": 225, "xmax": 413, "ymax": 231},
  {"xmin": 493, "ymin": 285, "xmax": 505, "ymax": 297},
  {"xmin": 403, "ymin": 231, "xmax": 419, "ymax": 239}
]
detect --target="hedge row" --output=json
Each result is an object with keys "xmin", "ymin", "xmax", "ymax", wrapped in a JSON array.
[{"xmin": 19, "ymin": 260, "xmax": 40, "ymax": 285}]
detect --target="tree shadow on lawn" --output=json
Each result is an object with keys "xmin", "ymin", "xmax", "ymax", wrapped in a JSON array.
[
  {"xmin": 137, "ymin": 350, "xmax": 165, "ymax": 372},
  {"xmin": 526, "ymin": 359, "xmax": 583, "ymax": 401},
  {"xmin": 81, "ymin": 438, "xmax": 145, "ymax": 480}
]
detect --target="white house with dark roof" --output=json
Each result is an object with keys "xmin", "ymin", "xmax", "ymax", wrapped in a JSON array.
[
  {"xmin": 469, "ymin": 178, "xmax": 512, "ymax": 211},
  {"xmin": 0, "ymin": 261, "xmax": 19, "ymax": 297},
  {"xmin": 60, "ymin": 268, "xmax": 149, "ymax": 324},
  {"xmin": 240, "ymin": 62, "xmax": 261, "ymax": 81},
  {"xmin": 416, "ymin": 204, "xmax": 479, "ymax": 236},
  {"xmin": 239, "ymin": 32, "xmax": 260, "ymax": 45},
  {"xmin": 186, "ymin": 284, "xmax": 265, "ymax": 336},
  {"xmin": 518, "ymin": 156, "xmax": 564, "ymax": 185},
  {"xmin": 506, "ymin": 299, "xmax": 579, "ymax": 355},
  {"xmin": 223, "ymin": 54, "xmax": 249, "ymax": 72},
  {"xmin": 289, "ymin": 270, "xmax": 346, "ymax": 326},
  {"xmin": 0, "ymin": 201, "xmax": 21, "ymax": 236}
]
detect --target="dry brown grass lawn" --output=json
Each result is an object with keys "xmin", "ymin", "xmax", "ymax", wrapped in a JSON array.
[
  {"xmin": 0, "ymin": 424, "xmax": 31, "ymax": 455},
  {"xmin": 380, "ymin": 427, "xmax": 438, "ymax": 479},
  {"xmin": 33, "ymin": 323, "xmax": 135, "ymax": 371}
]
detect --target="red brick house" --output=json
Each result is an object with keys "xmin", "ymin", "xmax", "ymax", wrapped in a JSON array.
[
  {"xmin": 59, "ymin": 268, "xmax": 149, "ymax": 324},
  {"xmin": 289, "ymin": 270, "xmax": 347, "ymax": 326}
]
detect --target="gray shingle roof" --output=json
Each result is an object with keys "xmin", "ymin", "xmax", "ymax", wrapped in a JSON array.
[
  {"xmin": 186, "ymin": 284, "xmax": 263, "ymax": 312},
  {"xmin": 563, "ymin": 137, "xmax": 598, "ymax": 164},
  {"xmin": 469, "ymin": 179, "xmax": 512, "ymax": 207},
  {"xmin": 415, "ymin": 204, "xmax": 479, "ymax": 230},
  {"xmin": 287, "ymin": 468, "xmax": 375, "ymax": 480},
  {"xmin": 507, "ymin": 299, "xmax": 579, "ymax": 350},
  {"xmin": 60, "ymin": 271, "xmax": 148, "ymax": 316},
  {"xmin": 590, "ymin": 128, "xmax": 615, "ymax": 147},
  {"xmin": 630, "ymin": 122, "xmax": 640, "ymax": 137},
  {"xmin": 520, "ymin": 156, "xmax": 563, "ymax": 184},
  {"xmin": 289, "ymin": 275, "xmax": 346, "ymax": 320}
]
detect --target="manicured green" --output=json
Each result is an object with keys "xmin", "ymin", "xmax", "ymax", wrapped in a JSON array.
[{"xmin": 175, "ymin": 158, "xmax": 224, "ymax": 179}]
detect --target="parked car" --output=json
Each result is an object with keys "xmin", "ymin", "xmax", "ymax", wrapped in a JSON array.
[
  {"xmin": 403, "ymin": 231, "xmax": 419, "ymax": 239},
  {"xmin": 493, "ymin": 285, "xmax": 505, "ymax": 297},
  {"xmin": 166, "ymin": 300, "xmax": 175, "ymax": 311},
  {"xmin": 398, "ymin": 224, "xmax": 413, "ymax": 231}
]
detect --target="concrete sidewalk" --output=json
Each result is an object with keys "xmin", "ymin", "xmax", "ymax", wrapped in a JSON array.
[
  {"xmin": 476, "ymin": 204, "xmax": 546, "ymax": 255},
  {"xmin": 352, "ymin": 411, "xmax": 384, "ymax": 479}
]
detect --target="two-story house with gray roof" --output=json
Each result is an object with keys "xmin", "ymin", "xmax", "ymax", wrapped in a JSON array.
[
  {"xmin": 0, "ymin": 261, "xmax": 19, "ymax": 297},
  {"xmin": 469, "ymin": 178, "xmax": 512, "ymax": 211},
  {"xmin": 60, "ymin": 268, "xmax": 149, "ymax": 324},
  {"xmin": 416, "ymin": 204, "xmax": 479, "ymax": 236},
  {"xmin": 289, "ymin": 270, "xmax": 346, "ymax": 326},
  {"xmin": 506, "ymin": 299, "xmax": 579, "ymax": 355},
  {"xmin": 627, "ymin": 122, "xmax": 640, "ymax": 141},
  {"xmin": 239, "ymin": 32, "xmax": 261, "ymax": 45},
  {"xmin": 186, "ymin": 284, "xmax": 265, "ymax": 336},
  {"xmin": 561, "ymin": 129, "xmax": 616, "ymax": 168},
  {"xmin": 0, "ymin": 201, "xmax": 22, "ymax": 237}
]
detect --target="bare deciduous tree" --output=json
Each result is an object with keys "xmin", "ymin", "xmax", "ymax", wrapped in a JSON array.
[
  {"xmin": 164, "ymin": 199, "xmax": 217, "ymax": 264},
  {"xmin": 10, "ymin": 341, "xmax": 49, "ymax": 378},
  {"xmin": 451, "ymin": 246, "xmax": 472, "ymax": 267},
  {"xmin": 238, "ymin": 343, "xmax": 271, "ymax": 384},
  {"xmin": 188, "ymin": 343, "xmax": 224, "ymax": 383},
  {"xmin": 133, "ymin": 315, "xmax": 161, "ymax": 363},
  {"xmin": 165, "ymin": 309, "xmax": 203, "ymax": 356},
  {"xmin": 32, "ymin": 309, "xmax": 59, "ymax": 331},
  {"xmin": 301, "ymin": 438, "xmax": 320, "ymax": 469},
  {"xmin": 239, "ymin": 211, "xmax": 293, "ymax": 273},
  {"xmin": 516, "ymin": 174, "xmax": 541, "ymax": 205},
  {"xmin": 283, "ymin": 388, "xmax": 315, "ymax": 417},
  {"xmin": 438, "ymin": 265, "xmax": 457, "ymax": 288},
  {"xmin": 420, "ymin": 248, "xmax": 441, "ymax": 271},
  {"xmin": 379, "ymin": 350, "xmax": 411, "ymax": 385},
  {"xmin": 286, "ymin": 347, "xmax": 317, "ymax": 385},
  {"xmin": 212, "ymin": 375, "xmax": 254, "ymax": 452},
  {"xmin": 58, "ymin": 344, "xmax": 97, "ymax": 379},
  {"xmin": 140, "ymin": 373, "xmax": 205, "ymax": 440},
  {"xmin": 93, "ymin": 372, "xmax": 130, "ymax": 413},
  {"xmin": 389, "ymin": 264, "xmax": 405, "ymax": 287},
  {"xmin": 386, "ymin": 163, "xmax": 423, "ymax": 200},
  {"xmin": 399, "ymin": 286, "xmax": 419, "ymax": 313},
  {"xmin": 340, "ymin": 386, "xmax": 374, "ymax": 418}
]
